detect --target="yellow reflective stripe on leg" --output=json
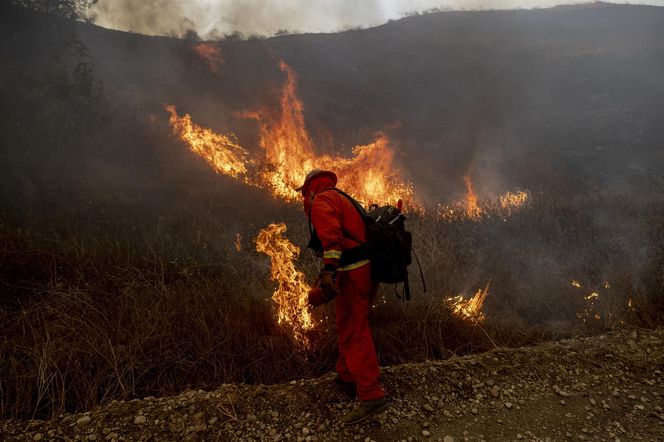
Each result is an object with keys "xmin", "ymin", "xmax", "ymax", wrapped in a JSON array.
[
  {"xmin": 338, "ymin": 259, "xmax": 370, "ymax": 272},
  {"xmin": 323, "ymin": 250, "xmax": 342, "ymax": 259}
]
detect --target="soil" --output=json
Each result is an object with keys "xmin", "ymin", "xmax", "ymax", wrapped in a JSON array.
[{"xmin": 2, "ymin": 328, "xmax": 663, "ymax": 442}]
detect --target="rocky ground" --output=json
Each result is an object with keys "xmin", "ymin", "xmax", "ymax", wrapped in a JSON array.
[{"xmin": 2, "ymin": 328, "xmax": 663, "ymax": 442}]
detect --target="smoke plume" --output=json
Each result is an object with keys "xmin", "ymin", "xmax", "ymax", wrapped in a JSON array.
[{"xmin": 84, "ymin": 0, "xmax": 630, "ymax": 39}]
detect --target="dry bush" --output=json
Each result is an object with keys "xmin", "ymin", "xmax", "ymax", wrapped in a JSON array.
[{"xmin": 1, "ymin": 188, "xmax": 662, "ymax": 419}]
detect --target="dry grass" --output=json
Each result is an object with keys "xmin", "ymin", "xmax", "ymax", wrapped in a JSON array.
[{"xmin": 1, "ymin": 190, "xmax": 662, "ymax": 420}]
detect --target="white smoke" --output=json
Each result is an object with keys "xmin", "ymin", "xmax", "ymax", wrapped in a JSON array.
[{"xmin": 89, "ymin": 0, "xmax": 664, "ymax": 39}]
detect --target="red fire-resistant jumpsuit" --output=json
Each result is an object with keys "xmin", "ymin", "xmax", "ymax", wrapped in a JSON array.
[{"xmin": 303, "ymin": 175, "xmax": 385, "ymax": 402}]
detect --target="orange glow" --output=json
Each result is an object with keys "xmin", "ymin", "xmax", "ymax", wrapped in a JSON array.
[
  {"xmin": 499, "ymin": 190, "xmax": 529, "ymax": 213},
  {"xmin": 446, "ymin": 281, "xmax": 490, "ymax": 322},
  {"xmin": 255, "ymin": 223, "xmax": 315, "ymax": 347},
  {"xmin": 463, "ymin": 175, "xmax": 483, "ymax": 219},
  {"xmin": 166, "ymin": 59, "xmax": 414, "ymax": 208},
  {"xmin": 234, "ymin": 233, "xmax": 242, "ymax": 252},
  {"xmin": 165, "ymin": 104, "xmax": 249, "ymax": 178},
  {"xmin": 193, "ymin": 42, "xmax": 224, "ymax": 74}
]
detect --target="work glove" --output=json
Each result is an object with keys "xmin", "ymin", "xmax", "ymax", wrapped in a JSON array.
[
  {"xmin": 307, "ymin": 267, "xmax": 338, "ymax": 307},
  {"xmin": 307, "ymin": 287, "xmax": 336, "ymax": 307},
  {"xmin": 320, "ymin": 270, "xmax": 336, "ymax": 289}
]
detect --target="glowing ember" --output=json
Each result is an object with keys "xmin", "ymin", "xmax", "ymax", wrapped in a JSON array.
[
  {"xmin": 193, "ymin": 42, "xmax": 224, "ymax": 74},
  {"xmin": 576, "ymin": 285, "xmax": 606, "ymax": 323},
  {"xmin": 463, "ymin": 175, "xmax": 483, "ymax": 220},
  {"xmin": 571, "ymin": 280, "xmax": 582, "ymax": 288},
  {"xmin": 585, "ymin": 292, "xmax": 600, "ymax": 300},
  {"xmin": 166, "ymin": 59, "xmax": 414, "ymax": 208},
  {"xmin": 627, "ymin": 297, "xmax": 635, "ymax": 310},
  {"xmin": 234, "ymin": 233, "xmax": 242, "ymax": 252},
  {"xmin": 166, "ymin": 105, "xmax": 249, "ymax": 178},
  {"xmin": 255, "ymin": 223, "xmax": 315, "ymax": 346},
  {"xmin": 446, "ymin": 281, "xmax": 490, "ymax": 322}
]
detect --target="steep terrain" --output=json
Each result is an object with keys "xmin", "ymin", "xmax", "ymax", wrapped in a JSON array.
[
  {"xmin": 3, "ymin": 328, "xmax": 663, "ymax": 441},
  {"xmin": 74, "ymin": 4, "xmax": 664, "ymax": 197}
]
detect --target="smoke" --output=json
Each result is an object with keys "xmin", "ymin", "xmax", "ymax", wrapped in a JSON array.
[
  {"xmin": 88, "ymin": 0, "xmax": 198, "ymax": 37},
  {"xmin": 85, "ymin": 0, "xmax": 613, "ymax": 39}
]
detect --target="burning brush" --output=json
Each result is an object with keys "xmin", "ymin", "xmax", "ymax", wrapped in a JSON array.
[
  {"xmin": 446, "ymin": 280, "xmax": 491, "ymax": 322},
  {"xmin": 255, "ymin": 223, "xmax": 315, "ymax": 347}
]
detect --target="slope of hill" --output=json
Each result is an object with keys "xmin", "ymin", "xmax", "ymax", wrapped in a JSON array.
[
  {"xmin": 3, "ymin": 327, "xmax": 663, "ymax": 441},
  {"xmin": 1, "ymin": 3, "xmax": 663, "ymax": 427},
  {"xmin": 73, "ymin": 3, "xmax": 664, "ymax": 198}
]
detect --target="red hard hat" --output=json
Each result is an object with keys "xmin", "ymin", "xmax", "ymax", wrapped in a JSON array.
[{"xmin": 295, "ymin": 169, "xmax": 337, "ymax": 192}]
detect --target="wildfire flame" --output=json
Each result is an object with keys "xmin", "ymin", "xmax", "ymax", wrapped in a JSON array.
[
  {"xmin": 166, "ymin": 105, "xmax": 249, "ymax": 178},
  {"xmin": 255, "ymin": 223, "xmax": 315, "ymax": 346},
  {"xmin": 446, "ymin": 281, "xmax": 490, "ymax": 322},
  {"xmin": 463, "ymin": 175, "xmax": 483, "ymax": 220},
  {"xmin": 167, "ymin": 59, "xmax": 414, "ymax": 208},
  {"xmin": 193, "ymin": 42, "xmax": 224, "ymax": 74},
  {"xmin": 499, "ymin": 190, "xmax": 529, "ymax": 213}
]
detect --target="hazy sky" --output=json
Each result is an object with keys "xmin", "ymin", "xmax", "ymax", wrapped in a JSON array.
[{"xmin": 89, "ymin": 0, "xmax": 664, "ymax": 38}]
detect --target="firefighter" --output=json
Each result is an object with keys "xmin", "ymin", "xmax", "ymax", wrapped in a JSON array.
[{"xmin": 296, "ymin": 169, "xmax": 388, "ymax": 425}]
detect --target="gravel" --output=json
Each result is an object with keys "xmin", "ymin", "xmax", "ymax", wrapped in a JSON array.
[{"xmin": 2, "ymin": 328, "xmax": 663, "ymax": 441}]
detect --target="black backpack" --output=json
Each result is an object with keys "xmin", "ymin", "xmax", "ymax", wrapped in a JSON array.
[{"xmin": 307, "ymin": 188, "xmax": 425, "ymax": 300}]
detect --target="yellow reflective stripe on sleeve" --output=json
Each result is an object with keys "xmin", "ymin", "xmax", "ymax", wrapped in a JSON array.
[
  {"xmin": 323, "ymin": 250, "xmax": 342, "ymax": 259},
  {"xmin": 338, "ymin": 259, "xmax": 370, "ymax": 272}
]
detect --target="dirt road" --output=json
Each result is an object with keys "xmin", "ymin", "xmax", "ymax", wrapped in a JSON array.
[{"xmin": 3, "ymin": 328, "xmax": 663, "ymax": 441}]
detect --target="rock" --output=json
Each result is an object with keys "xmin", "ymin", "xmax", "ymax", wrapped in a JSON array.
[
  {"xmin": 134, "ymin": 415, "xmax": 147, "ymax": 425},
  {"xmin": 33, "ymin": 434, "xmax": 43, "ymax": 441},
  {"xmin": 88, "ymin": 435, "xmax": 98, "ymax": 441},
  {"xmin": 504, "ymin": 402, "xmax": 513, "ymax": 409},
  {"xmin": 77, "ymin": 416, "xmax": 92, "ymax": 427},
  {"xmin": 423, "ymin": 404, "xmax": 434, "ymax": 412},
  {"xmin": 444, "ymin": 436, "xmax": 455, "ymax": 442},
  {"xmin": 471, "ymin": 407, "xmax": 478, "ymax": 415},
  {"xmin": 247, "ymin": 414, "xmax": 257, "ymax": 422},
  {"xmin": 422, "ymin": 430, "xmax": 431, "ymax": 437},
  {"xmin": 105, "ymin": 433, "xmax": 118, "ymax": 441}
]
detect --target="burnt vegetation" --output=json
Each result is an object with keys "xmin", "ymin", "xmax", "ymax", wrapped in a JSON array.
[{"xmin": 1, "ymin": 2, "xmax": 663, "ymax": 420}]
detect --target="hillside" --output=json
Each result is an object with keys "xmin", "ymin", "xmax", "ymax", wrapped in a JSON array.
[
  {"xmin": 73, "ymin": 3, "xmax": 664, "ymax": 197},
  {"xmin": 1, "ymin": 2, "xmax": 663, "ymax": 427},
  {"xmin": 3, "ymin": 327, "xmax": 663, "ymax": 441}
]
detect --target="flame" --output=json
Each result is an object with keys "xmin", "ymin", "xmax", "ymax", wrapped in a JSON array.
[
  {"xmin": 446, "ymin": 281, "xmax": 490, "ymax": 322},
  {"xmin": 193, "ymin": 42, "xmax": 224, "ymax": 74},
  {"xmin": 234, "ymin": 233, "xmax": 242, "ymax": 252},
  {"xmin": 167, "ymin": 59, "xmax": 413, "ymax": 208},
  {"xmin": 463, "ymin": 175, "xmax": 483, "ymax": 219},
  {"xmin": 500, "ymin": 190, "xmax": 529, "ymax": 212},
  {"xmin": 166, "ymin": 105, "xmax": 249, "ymax": 178},
  {"xmin": 585, "ymin": 292, "xmax": 600, "ymax": 300},
  {"xmin": 255, "ymin": 223, "xmax": 315, "ymax": 346},
  {"xmin": 571, "ymin": 280, "xmax": 582, "ymax": 288}
]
